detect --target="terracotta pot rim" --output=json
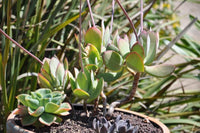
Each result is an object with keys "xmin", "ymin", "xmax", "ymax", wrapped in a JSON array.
[
  {"xmin": 7, "ymin": 105, "xmax": 170, "ymax": 133},
  {"xmin": 6, "ymin": 108, "xmax": 34, "ymax": 133}
]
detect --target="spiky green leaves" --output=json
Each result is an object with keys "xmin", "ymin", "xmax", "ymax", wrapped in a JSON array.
[
  {"xmin": 69, "ymin": 68, "xmax": 104, "ymax": 102},
  {"xmin": 38, "ymin": 57, "xmax": 69, "ymax": 91},
  {"xmin": 16, "ymin": 88, "xmax": 71, "ymax": 126}
]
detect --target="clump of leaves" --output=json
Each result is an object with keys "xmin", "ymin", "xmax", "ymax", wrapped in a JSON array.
[
  {"xmin": 69, "ymin": 67, "xmax": 104, "ymax": 102},
  {"xmin": 103, "ymin": 30, "xmax": 175, "ymax": 77},
  {"xmin": 93, "ymin": 115, "xmax": 139, "ymax": 133},
  {"xmin": 15, "ymin": 88, "xmax": 71, "ymax": 126},
  {"xmin": 37, "ymin": 57, "xmax": 69, "ymax": 91}
]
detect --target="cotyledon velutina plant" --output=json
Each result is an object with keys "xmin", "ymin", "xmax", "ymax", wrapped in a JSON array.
[{"xmin": 15, "ymin": 88, "xmax": 71, "ymax": 126}]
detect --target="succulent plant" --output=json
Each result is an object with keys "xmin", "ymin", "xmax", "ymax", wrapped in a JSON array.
[
  {"xmin": 93, "ymin": 115, "xmax": 139, "ymax": 133},
  {"xmin": 37, "ymin": 57, "xmax": 69, "ymax": 91},
  {"xmin": 102, "ymin": 30, "xmax": 175, "ymax": 77},
  {"xmin": 69, "ymin": 67, "xmax": 104, "ymax": 102},
  {"xmin": 15, "ymin": 88, "xmax": 71, "ymax": 126}
]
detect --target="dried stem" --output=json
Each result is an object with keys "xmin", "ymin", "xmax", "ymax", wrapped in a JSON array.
[
  {"xmin": 115, "ymin": 0, "xmax": 138, "ymax": 41},
  {"xmin": 79, "ymin": 0, "xmax": 84, "ymax": 72},
  {"xmin": 107, "ymin": 72, "xmax": 140, "ymax": 117},
  {"xmin": 110, "ymin": 0, "xmax": 115, "ymax": 33},
  {"xmin": 140, "ymin": 0, "xmax": 143, "ymax": 32},
  {"xmin": 86, "ymin": 0, "xmax": 95, "ymax": 27},
  {"xmin": 156, "ymin": 18, "xmax": 197, "ymax": 61},
  {"xmin": 0, "ymin": 28, "xmax": 43, "ymax": 65}
]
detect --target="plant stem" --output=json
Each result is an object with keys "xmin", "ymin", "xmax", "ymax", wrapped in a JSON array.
[
  {"xmin": 140, "ymin": 0, "xmax": 143, "ymax": 32},
  {"xmin": 101, "ymin": 91, "xmax": 107, "ymax": 116},
  {"xmin": 86, "ymin": 0, "xmax": 95, "ymax": 27},
  {"xmin": 107, "ymin": 72, "xmax": 140, "ymax": 116},
  {"xmin": 115, "ymin": 0, "xmax": 138, "ymax": 41},
  {"xmin": 0, "ymin": 29, "xmax": 43, "ymax": 65},
  {"xmin": 79, "ymin": 0, "xmax": 84, "ymax": 72},
  {"xmin": 110, "ymin": 0, "xmax": 115, "ymax": 33}
]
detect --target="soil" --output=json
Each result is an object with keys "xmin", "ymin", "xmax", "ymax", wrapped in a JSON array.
[{"xmin": 15, "ymin": 105, "xmax": 162, "ymax": 133}]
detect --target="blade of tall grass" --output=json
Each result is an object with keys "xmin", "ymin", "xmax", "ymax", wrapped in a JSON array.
[
  {"xmin": 156, "ymin": 18, "xmax": 197, "ymax": 60},
  {"xmin": 158, "ymin": 111, "xmax": 200, "ymax": 118},
  {"xmin": 161, "ymin": 118, "xmax": 200, "ymax": 127},
  {"xmin": 38, "ymin": 10, "xmax": 87, "ymax": 57}
]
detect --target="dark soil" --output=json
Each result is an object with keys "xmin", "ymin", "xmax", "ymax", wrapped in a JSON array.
[{"xmin": 15, "ymin": 105, "xmax": 162, "ymax": 133}]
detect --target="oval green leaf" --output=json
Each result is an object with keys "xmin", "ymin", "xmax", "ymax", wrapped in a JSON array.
[
  {"xmin": 73, "ymin": 89, "xmax": 90, "ymax": 100},
  {"xmin": 85, "ymin": 27, "xmax": 102, "ymax": 53},
  {"xmin": 145, "ymin": 64, "xmax": 175, "ymax": 77},
  {"xmin": 103, "ymin": 50, "xmax": 123, "ymax": 72},
  {"xmin": 28, "ymin": 106, "xmax": 44, "ymax": 117},
  {"xmin": 45, "ymin": 102, "xmax": 60, "ymax": 113},
  {"xmin": 126, "ymin": 52, "xmax": 144, "ymax": 72},
  {"xmin": 118, "ymin": 38, "xmax": 130, "ymax": 58},
  {"xmin": 131, "ymin": 42, "xmax": 145, "ymax": 59}
]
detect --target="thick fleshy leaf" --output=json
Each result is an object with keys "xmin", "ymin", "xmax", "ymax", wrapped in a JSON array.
[
  {"xmin": 85, "ymin": 27, "xmax": 102, "ymax": 53},
  {"xmin": 85, "ymin": 64, "xmax": 98, "ymax": 71},
  {"xmin": 21, "ymin": 115, "xmax": 37, "ymax": 126},
  {"xmin": 28, "ymin": 106, "xmax": 44, "ymax": 117},
  {"xmin": 39, "ymin": 113, "xmax": 56, "ymax": 126},
  {"xmin": 51, "ymin": 91, "xmax": 65, "ymax": 104},
  {"xmin": 42, "ymin": 58, "xmax": 50, "ymax": 74},
  {"xmin": 89, "ymin": 78, "xmax": 104, "ymax": 101},
  {"xmin": 56, "ymin": 63, "xmax": 65, "ymax": 86},
  {"xmin": 126, "ymin": 52, "xmax": 144, "ymax": 72},
  {"xmin": 64, "ymin": 58, "xmax": 68, "ymax": 70},
  {"xmin": 141, "ymin": 31, "xmax": 157, "ymax": 65},
  {"xmin": 97, "ymin": 70, "xmax": 123, "ymax": 82},
  {"xmin": 73, "ymin": 89, "xmax": 90, "ymax": 99},
  {"xmin": 45, "ymin": 102, "xmax": 60, "ymax": 113},
  {"xmin": 54, "ymin": 103, "xmax": 71, "ymax": 115},
  {"xmin": 118, "ymin": 38, "xmax": 130, "ymax": 58},
  {"xmin": 39, "ymin": 98, "xmax": 51, "ymax": 106},
  {"xmin": 40, "ymin": 68, "xmax": 54, "ymax": 85},
  {"xmin": 63, "ymin": 70, "xmax": 69, "ymax": 89},
  {"xmin": 49, "ymin": 57, "xmax": 60, "ymax": 77},
  {"xmin": 145, "ymin": 31, "xmax": 157, "ymax": 65},
  {"xmin": 16, "ymin": 94, "xmax": 29, "ymax": 106},
  {"xmin": 38, "ymin": 74, "xmax": 52, "ymax": 89},
  {"xmin": 26, "ymin": 96, "xmax": 40, "ymax": 110},
  {"xmin": 131, "ymin": 42, "xmax": 145, "ymax": 59},
  {"xmin": 77, "ymin": 72, "xmax": 88, "ymax": 91},
  {"xmin": 103, "ymin": 26, "xmax": 110, "ymax": 46},
  {"xmin": 85, "ymin": 44, "xmax": 101, "ymax": 65},
  {"xmin": 69, "ymin": 71, "xmax": 76, "ymax": 91},
  {"xmin": 106, "ymin": 43, "xmax": 119, "ymax": 52},
  {"xmin": 130, "ymin": 33, "xmax": 137, "ymax": 48},
  {"xmin": 145, "ymin": 64, "xmax": 175, "ymax": 77},
  {"xmin": 103, "ymin": 50, "xmax": 123, "ymax": 72},
  {"xmin": 35, "ymin": 88, "xmax": 52, "ymax": 98}
]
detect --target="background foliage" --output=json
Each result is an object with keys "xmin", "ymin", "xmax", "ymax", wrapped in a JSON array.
[{"xmin": 0, "ymin": 0, "xmax": 199, "ymax": 132}]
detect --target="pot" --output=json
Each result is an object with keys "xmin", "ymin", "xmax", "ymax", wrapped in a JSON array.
[{"xmin": 7, "ymin": 105, "xmax": 170, "ymax": 133}]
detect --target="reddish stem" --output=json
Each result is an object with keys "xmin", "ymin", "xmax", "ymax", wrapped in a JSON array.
[
  {"xmin": 0, "ymin": 28, "xmax": 43, "ymax": 65},
  {"xmin": 115, "ymin": 0, "xmax": 139, "ymax": 41}
]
